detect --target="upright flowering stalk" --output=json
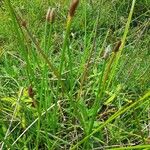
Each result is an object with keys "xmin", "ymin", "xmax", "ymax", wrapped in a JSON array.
[
  {"xmin": 59, "ymin": 0, "xmax": 79, "ymax": 74},
  {"xmin": 102, "ymin": 40, "xmax": 122, "ymax": 87},
  {"xmin": 88, "ymin": 40, "xmax": 122, "ymax": 137},
  {"xmin": 67, "ymin": 0, "xmax": 79, "ymax": 27},
  {"xmin": 44, "ymin": 8, "xmax": 55, "ymax": 53},
  {"xmin": 57, "ymin": 0, "xmax": 81, "ymax": 133}
]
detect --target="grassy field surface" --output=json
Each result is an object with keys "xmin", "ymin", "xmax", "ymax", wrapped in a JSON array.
[{"xmin": 0, "ymin": 0, "xmax": 150, "ymax": 149}]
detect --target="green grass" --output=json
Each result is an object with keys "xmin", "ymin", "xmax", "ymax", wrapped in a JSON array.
[{"xmin": 0, "ymin": 0, "xmax": 150, "ymax": 149}]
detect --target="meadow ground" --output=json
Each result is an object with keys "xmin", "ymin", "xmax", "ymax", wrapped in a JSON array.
[{"xmin": 0, "ymin": 0, "xmax": 150, "ymax": 149}]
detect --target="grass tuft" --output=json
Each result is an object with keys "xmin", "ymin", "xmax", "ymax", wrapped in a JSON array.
[{"xmin": 1, "ymin": 0, "xmax": 150, "ymax": 149}]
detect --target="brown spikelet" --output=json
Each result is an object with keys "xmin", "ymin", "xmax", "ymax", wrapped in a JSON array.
[
  {"xmin": 69, "ymin": 0, "xmax": 79, "ymax": 18},
  {"xmin": 46, "ymin": 7, "xmax": 51, "ymax": 21},
  {"xmin": 21, "ymin": 20, "xmax": 27, "ymax": 27},
  {"xmin": 46, "ymin": 8, "xmax": 55, "ymax": 23},
  {"xmin": 28, "ymin": 86, "xmax": 34, "ymax": 98},
  {"xmin": 28, "ymin": 86, "xmax": 37, "ymax": 107},
  {"xmin": 113, "ymin": 40, "xmax": 122, "ymax": 52}
]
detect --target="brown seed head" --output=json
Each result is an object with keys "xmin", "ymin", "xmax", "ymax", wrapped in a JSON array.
[
  {"xmin": 46, "ymin": 7, "xmax": 51, "ymax": 21},
  {"xmin": 113, "ymin": 40, "xmax": 122, "ymax": 52},
  {"xmin": 28, "ymin": 86, "xmax": 34, "ymax": 98},
  {"xmin": 46, "ymin": 7, "xmax": 55, "ymax": 23},
  {"xmin": 69, "ymin": 0, "xmax": 79, "ymax": 18},
  {"xmin": 21, "ymin": 20, "xmax": 27, "ymax": 27}
]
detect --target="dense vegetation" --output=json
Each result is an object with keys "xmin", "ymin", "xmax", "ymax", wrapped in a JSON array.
[{"xmin": 0, "ymin": 0, "xmax": 150, "ymax": 149}]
